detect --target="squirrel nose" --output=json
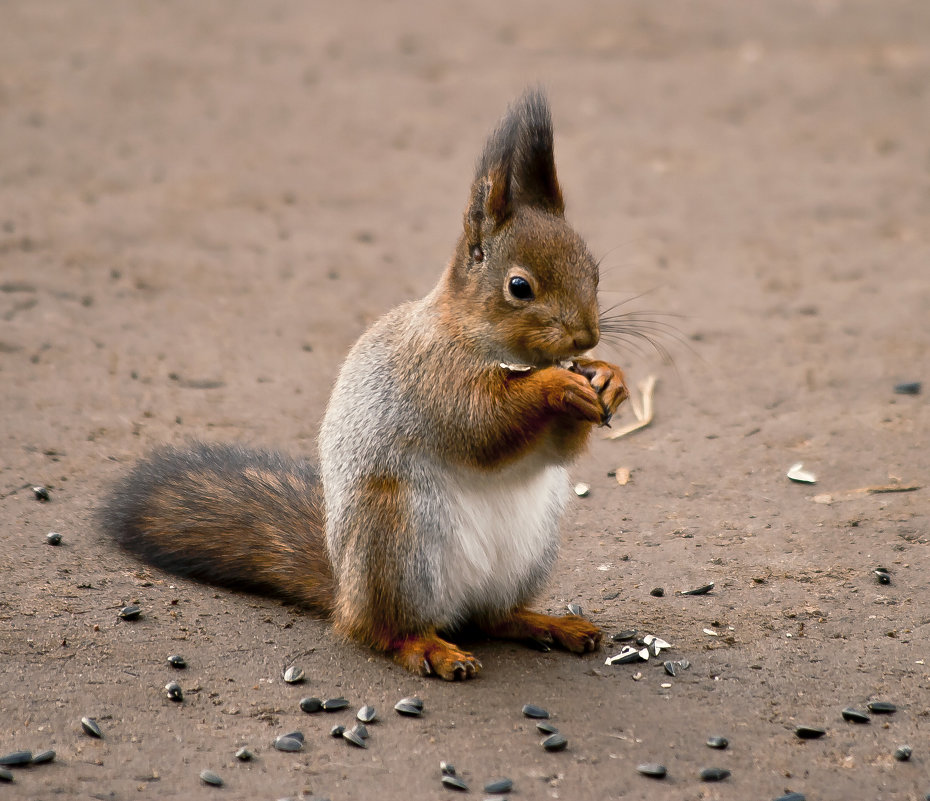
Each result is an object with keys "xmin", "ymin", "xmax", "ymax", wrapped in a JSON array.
[{"xmin": 571, "ymin": 327, "xmax": 598, "ymax": 352}]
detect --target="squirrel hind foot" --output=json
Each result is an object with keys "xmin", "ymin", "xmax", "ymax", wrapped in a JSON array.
[
  {"xmin": 390, "ymin": 632, "xmax": 482, "ymax": 681},
  {"xmin": 484, "ymin": 609, "xmax": 603, "ymax": 654}
]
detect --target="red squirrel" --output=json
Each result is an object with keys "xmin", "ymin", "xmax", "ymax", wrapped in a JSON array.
[{"xmin": 101, "ymin": 90, "xmax": 628, "ymax": 680}]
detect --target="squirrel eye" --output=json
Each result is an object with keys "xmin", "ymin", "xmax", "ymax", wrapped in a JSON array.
[
  {"xmin": 471, "ymin": 244, "xmax": 484, "ymax": 263},
  {"xmin": 508, "ymin": 276, "xmax": 534, "ymax": 300}
]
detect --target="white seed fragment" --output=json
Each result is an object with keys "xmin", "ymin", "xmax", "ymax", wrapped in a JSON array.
[
  {"xmin": 573, "ymin": 483, "xmax": 590, "ymax": 497},
  {"xmin": 787, "ymin": 462, "xmax": 817, "ymax": 484}
]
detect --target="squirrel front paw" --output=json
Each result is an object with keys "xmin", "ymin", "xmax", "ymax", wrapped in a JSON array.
[
  {"xmin": 570, "ymin": 359, "xmax": 629, "ymax": 424},
  {"xmin": 541, "ymin": 368, "xmax": 605, "ymax": 424}
]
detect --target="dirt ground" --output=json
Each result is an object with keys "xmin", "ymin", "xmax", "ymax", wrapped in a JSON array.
[{"xmin": 2, "ymin": 1, "xmax": 928, "ymax": 799}]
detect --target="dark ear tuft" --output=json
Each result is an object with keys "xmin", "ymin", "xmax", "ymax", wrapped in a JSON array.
[{"xmin": 511, "ymin": 88, "xmax": 564, "ymax": 215}]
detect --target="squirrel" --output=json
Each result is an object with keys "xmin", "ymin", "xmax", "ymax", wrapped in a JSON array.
[{"xmin": 100, "ymin": 89, "xmax": 629, "ymax": 680}]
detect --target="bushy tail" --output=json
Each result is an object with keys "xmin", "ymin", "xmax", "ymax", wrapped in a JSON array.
[{"xmin": 99, "ymin": 442, "xmax": 334, "ymax": 614}]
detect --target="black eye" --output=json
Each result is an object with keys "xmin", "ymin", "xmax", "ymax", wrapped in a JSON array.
[{"xmin": 508, "ymin": 276, "xmax": 534, "ymax": 300}]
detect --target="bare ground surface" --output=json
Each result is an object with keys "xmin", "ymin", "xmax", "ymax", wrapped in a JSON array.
[{"xmin": 1, "ymin": 2, "xmax": 929, "ymax": 799}]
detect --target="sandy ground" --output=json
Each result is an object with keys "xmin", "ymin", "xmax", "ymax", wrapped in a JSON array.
[{"xmin": 2, "ymin": 1, "xmax": 929, "ymax": 799}]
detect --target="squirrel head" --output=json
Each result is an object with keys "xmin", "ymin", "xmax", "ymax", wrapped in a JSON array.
[{"xmin": 445, "ymin": 89, "xmax": 600, "ymax": 367}]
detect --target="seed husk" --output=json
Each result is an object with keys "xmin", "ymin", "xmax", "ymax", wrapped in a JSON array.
[
  {"xmin": 663, "ymin": 660, "xmax": 678, "ymax": 677},
  {"xmin": 636, "ymin": 763, "xmax": 667, "ymax": 778},
  {"xmin": 343, "ymin": 728, "xmax": 367, "ymax": 749},
  {"xmin": 0, "ymin": 751, "xmax": 31, "ymax": 767},
  {"xmin": 118, "ymin": 605, "xmax": 142, "ymax": 621},
  {"xmin": 46, "ymin": 532, "xmax": 62, "ymax": 545},
  {"xmin": 700, "ymin": 767, "xmax": 731, "ymax": 781},
  {"xmin": 299, "ymin": 697, "xmax": 323, "ymax": 714},
  {"xmin": 867, "ymin": 701, "xmax": 896, "ymax": 714},
  {"xmin": 31, "ymin": 750, "xmax": 55, "ymax": 765},
  {"xmin": 234, "ymin": 747, "xmax": 253, "ymax": 761},
  {"xmin": 167, "ymin": 654, "xmax": 187, "ymax": 669},
  {"xmin": 33, "ymin": 486, "xmax": 50, "ymax": 501},
  {"xmin": 357, "ymin": 704, "xmax": 376, "ymax": 723},
  {"xmin": 0, "ymin": 768, "xmax": 12, "ymax": 782},
  {"xmin": 282, "ymin": 731, "xmax": 304, "ymax": 743},
  {"xmin": 773, "ymin": 793, "xmax": 806, "ymax": 801},
  {"xmin": 536, "ymin": 721, "xmax": 559, "ymax": 735},
  {"xmin": 794, "ymin": 726, "xmax": 826, "ymax": 740},
  {"xmin": 81, "ymin": 717, "xmax": 102, "ymax": 738},
  {"xmin": 322, "ymin": 697, "xmax": 349, "ymax": 711},
  {"xmin": 566, "ymin": 603, "xmax": 582, "ymax": 616},
  {"xmin": 283, "ymin": 666, "xmax": 305, "ymax": 684},
  {"xmin": 873, "ymin": 569, "xmax": 891, "ymax": 585},
  {"xmin": 541, "ymin": 733, "xmax": 567, "ymax": 752},
  {"xmin": 200, "ymin": 770, "xmax": 223, "ymax": 787},
  {"xmin": 522, "ymin": 703, "xmax": 549, "ymax": 719},
  {"xmin": 440, "ymin": 775, "xmax": 468, "ymax": 791},
  {"xmin": 439, "ymin": 761, "xmax": 456, "ymax": 776},
  {"xmin": 706, "ymin": 736, "xmax": 729, "ymax": 749},
  {"xmin": 573, "ymin": 483, "xmax": 590, "ymax": 498},
  {"xmin": 841, "ymin": 707, "xmax": 870, "ymax": 723},
  {"xmin": 395, "ymin": 696, "xmax": 424, "ymax": 716},
  {"xmin": 165, "ymin": 681, "xmax": 183, "ymax": 702},
  {"xmin": 484, "ymin": 777, "xmax": 513, "ymax": 793},
  {"xmin": 680, "ymin": 582, "xmax": 715, "ymax": 596},
  {"xmin": 273, "ymin": 735, "xmax": 302, "ymax": 752},
  {"xmin": 611, "ymin": 629, "xmax": 638, "ymax": 642},
  {"xmin": 893, "ymin": 745, "xmax": 912, "ymax": 761},
  {"xmin": 330, "ymin": 724, "xmax": 346, "ymax": 737}
]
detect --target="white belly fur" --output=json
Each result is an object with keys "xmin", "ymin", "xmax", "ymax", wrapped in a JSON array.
[{"xmin": 435, "ymin": 460, "xmax": 570, "ymax": 627}]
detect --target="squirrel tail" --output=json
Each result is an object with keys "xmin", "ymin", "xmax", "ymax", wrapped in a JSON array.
[{"xmin": 99, "ymin": 442, "xmax": 334, "ymax": 615}]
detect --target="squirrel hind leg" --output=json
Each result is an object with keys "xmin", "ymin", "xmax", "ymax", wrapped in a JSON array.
[
  {"xmin": 389, "ymin": 631, "xmax": 482, "ymax": 681},
  {"xmin": 482, "ymin": 608, "xmax": 602, "ymax": 654}
]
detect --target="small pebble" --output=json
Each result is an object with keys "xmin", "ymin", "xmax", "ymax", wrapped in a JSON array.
[
  {"xmin": 706, "ymin": 736, "xmax": 729, "ymax": 749},
  {"xmin": 31, "ymin": 750, "xmax": 55, "ymax": 765},
  {"xmin": 300, "ymin": 697, "xmax": 323, "ymax": 713},
  {"xmin": 81, "ymin": 717, "xmax": 102, "ymax": 738},
  {"xmin": 794, "ymin": 726, "xmax": 826, "ymax": 740},
  {"xmin": 165, "ymin": 681, "xmax": 184, "ymax": 702},
  {"xmin": 522, "ymin": 703, "xmax": 549, "ymax": 719},
  {"xmin": 46, "ymin": 532, "xmax": 62, "ymax": 545},
  {"xmin": 283, "ymin": 666, "xmax": 305, "ymax": 684},
  {"xmin": 441, "ymin": 775, "xmax": 469, "ymax": 791},
  {"xmin": 200, "ymin": 770, "xmax": 223, "ymax": 787},
  {"xmin": 636, "ymin": 763, "xmax": 667, "ymax": 779},
  {"xmin": 868, "ymin": 701, "xmax": 897, "ymax": 714},
  {"xmin": 650, "ymin": 587, "xmax": 665, "ymax": 597},
  {"xmin": 330, "ymin": 725, "xmax": 346, "ymax": 738},
  {"xmin": 541, "ymin": 733, "xmax": 567, "ymax": 752},
  {"xmin": 273, "ymin": 735, "xmax": 302, "ymax": 752},
  {"xmin": 0, "ymin": 768, "xmax": 12, "ymax": 782},
  {"xmin": 0, "ymin": 751, "xmax": 31, "ymax": 767},
  {"xmin": 841, "ymin": 707, "xmax": 870, "ymax": 723},
  {"xmin": 484, "ymin": 778, "xmax": 513, "ymax": 793},
  {"xmin": 235, "ymin": 748, "xmax": 254, "ymax": 761},
  {"xmin": 322, "ymin": 697, "xmax": 349, "ymax": 711},
  {"xmin": 894, "ymin": 381, "xmax": 922, "ymax": 395},
  {"xmin": 118, "ymin": 605, "xmax": 142, "ymax": 621},
  {"xmin": 357, "ymin": 705, "xmax": 376, "ymax": 723},
  {"xmin": 33, "ymin": 486, "xmax": 50, "ymax": 501},
  {"xmin": 167, "ymin": 654, "xmax": 187, "ymax": 669},
  {"xmin": 700, "ymin": 767, "xmax": 731, "ymax": 782},
  {"xmin": 893, "ymin": 745, "xmax": 912, "ymax": 762},
  {"xmin": 536, "ymin": 721, "xmax": 559, "ymax": 735}
]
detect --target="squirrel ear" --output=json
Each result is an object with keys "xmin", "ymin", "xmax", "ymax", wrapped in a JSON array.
[
  {"xmin": 511, "ymin": 89, "xmax": 564, "ymax": 216},
  {"xmin": 465, "ymin": 109, "xmax": 517, "ymax": 243}
]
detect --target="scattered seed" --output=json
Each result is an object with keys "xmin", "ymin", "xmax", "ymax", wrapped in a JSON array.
[
  {"xmin": 703, "ymin": 628, "xmax": 718, "ymax": 636},
  {"xmin": 441, "ymin": 774, "xmax": 469, "ymax": 791},
  {"xmin": 605, "ymin": 646, "xmax": 648, "ymax": 666},
  {"xmin": 573, "ymin": 483, "xmax": 590, "ymax": 498},
  {"xmin": 200, "ymin": 770, "xmax": 223, "ymax": 787},
  {"xmin": 700, "ymin": 767, "xmax": 731, "ymax": 781},
  {"xmin": 31, "ymin": 750, "xmax": 55, "ymax": 765},
  {"xmin": 167, "ymin": 654, "xmax": 187, "ymax": 669},
  {"xmin": 874, "ymin": 569, "xmax": 891, "ymax": 585},
  {"xmin": 677, "ymin": 659, "xmax": 691, "ymax": 670},
  {"xmin": 343, "ymin": 728, "xmax": 367, "ymax": 749},
  {"xmin": 118, "ymin": 605, "xmax": 141, "ymax": 621},
  {"xmin": 0, "ymin": 768, "xmax": 12, "ymax": 782},
  {"xmin": 706, "ymin": 736, "xmax": 729, "ymax": 749},
  {"xmin": 681, "ymin": 583, "xmax": 715, "ymax": 596},
  {"xmin": 660, "ymin": 682, "xmax": 672, "ymax": 689},
  {"xmin": 394, "ymin": 701, "xmax": 423, "ymax": 717},
  {"xmin": 541, "ymin": 733, "xmax": 567, "ymax": 752},
  {"xmin": 636, "ymin": 763, "xmax": 667, "ymax": 779},
  {"xmin": 611, "ymin": 629, "xmax": 637, "ymax": 642},
  {"xmin": 440, "ymin": 761, "xmax": 456, "ymax": 776},
  {"xmin": 893, "ymin": 745, "xmax": 912, "ymax": 761},
  {"xmin": 794, "ymin": 726, "xmax": 826, "ymax": 740},
  {"xmin": 841, "ymin": 707, "xmax": 870, "ymax": 724},
  {"xmin": 81, "ymin": 717, "xmax": 102, "ymax": 738},
  {"xmin": 894, "ymin": 381, "xmax": 922, "ymax": 395},
  {"xmin": 397, "ymin": 696, "xmax": 424, "ymax": 712},
  {"xmin": 322, "ymin": 697, "xmax": 349, "ymax": 712},
  {"xmin": 786, "ymin": 463, "xmax": 817, "ymax": 484},
  {"xmin": 522, "ymin": 704, "xmax": 549, "ymax": 719},
  {"xmin": 234, "ymin": 748, "xmax": 254, "ymax": 761},
  {"xmin": 867, "ymin": 701, "xmax": 897, "ymax": 714},
  {"xmin": 33, "ymin": 486, "xmax": 50, "ymax": 501},
  {"xmin": 650, "ymin": 587, "xmax": 665, "ymax": 597},
  {"xmin": 282, "ymin": 731, "xmax": 304, "ymax": 743},
  {"xmin": 357, "ymin": 705, "xmax": 376, "ymax": 723},
  {"xmin": 46, "ymin": 532, "xmax": 62, "ymax": 545},
  {"xmin": 566, "ymin": 603, "xmax": 583, "ymax": 616},
  {"xmin": 298, "ymin": 696, "xmax": 323, "ymax": 714},
  {"xmin": 0, "ymin": 751, "xmax": 31, "ymax": 767},
  {"xmin": 484, "ymin": 777, "xmax": 513, "ymax": 793},
  {"xmin": 663, "ymin": 661, "xmax": 678, "ymax": 677},
  {"xmin": 329, "ymin": 725, "xmax": 346, "ymax": 738},
  {"xmin": 773, "ymin": 793, "xmax": 805, "ymax": 801},
  {"xmin": 536, "ymin": 721, "xmax": 559, "ymax": 735},
  {"xmin": 273, "ymin": 735, "xmax": 302, "ymax": 752},
  {"xmin": 283, "ymin": 666, "xmax": 305, "ymax": 684},
  {"xmin": 165, "ymin": 681, "xmax": 184, "ymax": 702}
]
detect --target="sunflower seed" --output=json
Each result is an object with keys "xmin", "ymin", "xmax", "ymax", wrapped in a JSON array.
[
  {"xmin": 894, "ymin": 381, "xmax": 921, "ymax": 395},
  {"xmin": 282, "ymin": 731, "xmax": 304, "ymax": 743},
  {"xmin": 165, "ymin": 681, "xmax": 183, "ymax": 702},
  {"xmin": 81, "ymin": 717, "xmax": 102, "ymax": 738},
  {"xmin": 611, "ymin": 629, "xmax": 637, "ymax": 642},
  {"xmin": 118, "ymin": 605, "xmax": 141, "ymax": 621},
  {"xmin": 605, "ymin": 646, "xmax": 649, "ymax": 666},
  {"xmin": 322, "ymin": 697, "xmax": 349, "ymax": 711},
  {"xmin": 394, "ymin": 701, "xmax": 423, "ymax": 717},
  {"xmin": 300, "ymin": 697, "xmax": 323, "ymax": 713},
  {"xmin": 440, "ymin": 761, "xmax": 456, "ymax": 776},
  {"xmin": 773, "ymin": 794, "xmax": 806, "ymax": 801},
  {"xmin": 794, "ymin": 726, "xmax": 826, "ymax": 740},
  {"xmin": 536, "ymin": 721, "xmax": 559, "ymax": 735},
  {"xmin": 522, "ymin": 704, "xmax": 549, "ymax": 719},
  {"xmin": 893, "ymin": 745, "xmax": 912, "ymax": 761},
  {"xmin": 33, "ymin": 486, "xmax": 50, "ymax": 501},
  {"xmin": 167, "ymin": 654, "xmax": 187, "ymax": 669},
  {"xmin": 441, "ymin": 775, "xmax": 469, "ymax": 791},
  {"xmin": 46, "ymin": 532, "xmax": 62, "ymax": 545},
  {"xmin": 0, "ymin": 768, "xmax": 12, "ymax": 782},
  {"xmin": 351, "ymin": 724, "xmax": 368, "ymax": 740},
  {"xmin": 873, "ymin": 569, "xmax": 891, "ymax": 585},
  {"xmin": 31, "ymin": 750, "xmax": 55, "ymax": 765},
  {"xmin": 841, "ymin": 707, "xmax": 870, "ymax": 723},
  {"xmin": 541, "ymin": 733, "xmax": 567, "ymax": 752},
  {"xmin": 283, "ymin": 666, "xmax": 305, "ymax": 684},
  {"xmin": 663, "ymin": 660, "xmax": 678, "ymax": 677},
  {"xmin": 234, "ymin": 747, "xmax": 254, "ymax": 761},
  {"xmin": 573, "ymin": 483, "xmax": 590, "ymax": 497},
  {"xmin": 357, "ymin": 705, "xmax": 376, "ymax": 723},
  {"xmin": 484, "ymin": 777, "xmax": 513, "ymax": 793},
  {"xmin": 329, "ymin": 725, "xmax": 345, "ymax": 738},
  {"xmin": 199, "ymin": 770, "xmax": 223, "ymax": 786},
  {"xmin": 867, "ymin": 701, "xmax": 897, "ymax": 714},
  {"xmin": 636, "ymin": 763, "xmax": 667, "ymax": 778},
  {"xmin": 700, "ymin": 767, "xmax": 731, "ymax": 781},
  {"xmin": 273, "ymin": 735, "xmax": 302, "ymax": 752},
  {"xmin": 342, "ymin": 728, "xmax": 367, "ymax": 749},
  {"xmin": 566, "ymin": 603, "xmax": 583, "ymax": 616},
  {"xmin": 786, "ymin": 462, "xmax": 817, "ymax": 484},
  {"xmin": 0, "ymin": 752, "xmax": 31, "ymax": 767},
  {"xmin": 681, "ymin": 583, "xmax": 715, "ymax": 596},
  {"xmin": 706, "ymin": 736, "xmax": 729, "ymax": 749}
]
